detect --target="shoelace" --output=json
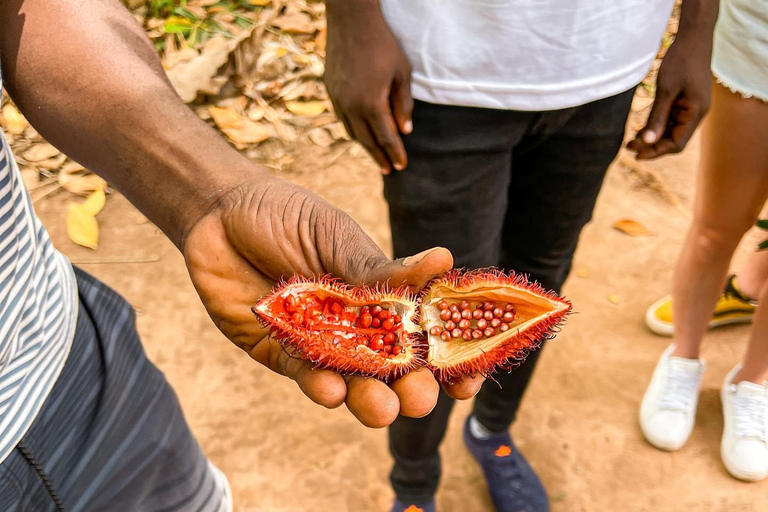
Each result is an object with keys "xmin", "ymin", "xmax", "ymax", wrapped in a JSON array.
[
  {"xmin": 659, "ymin": 364, "xmax": 700, "ymax": 411},
  {"xmin": 732, "ymin": 392, "xmax": 768, "ymax": 439}
]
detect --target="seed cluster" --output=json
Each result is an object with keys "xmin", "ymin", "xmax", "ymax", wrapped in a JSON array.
[
  {"xmin": 282, "ymin": 295, "xmax": 404, "ymax": 359},
  {"xmin": 430, "ymin": 300, "xmax": 515, "ymax": 342}
]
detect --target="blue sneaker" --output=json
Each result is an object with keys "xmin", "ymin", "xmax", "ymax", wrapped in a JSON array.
[
  {"xmin": 463, "ymin": 417, "xmax": 550, "ymax": 512},
  {"xmin": 390, "ymin": 499, "xmax": 436, "ymax": 512}
]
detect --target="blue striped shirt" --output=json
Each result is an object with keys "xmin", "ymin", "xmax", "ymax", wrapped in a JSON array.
[{"xmin": 0, "ymin": 127, "xmax": 78, "ymax": 463}]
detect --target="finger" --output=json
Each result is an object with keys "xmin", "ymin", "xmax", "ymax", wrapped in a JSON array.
[
  {"xmin": 269, "ymin": 341, "xmax": 348, "ymax": 408},
  {"xmin": 641, "ymin": 89, "xmax": 676, "ymax": 145},
  {"xmin": 391, "ymin": 71, "xmax": 414, "ymax": 136},
  {"xmin": 442, "ymin": 373, "xmax": 485, "ymax": 400},
  {"xmin": 344, "ymin": 375, "xmax": 401, "ymax": 428},
  {"xmin": 360, "ymin": 247, "xmax": 455, "ymax": 289},
  {"xmin": 389, "ymin": 368, "xmax": 439, "ymax": 418},
  {"xmin": 349, "ymin": 115, "xmax": 392, "ymax": 174},
  {"xmin": 636, "ymin": 138, "xmax": 680, "ymax": 160},
  {"xmin": 367, "ymin": 106, "xmax": 407, "ymax": 171}
]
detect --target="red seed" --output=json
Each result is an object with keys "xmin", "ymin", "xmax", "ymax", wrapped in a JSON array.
[
  {"xmin": 360, "ymin": 305, "xmax": 370, "ymax": 314},
  {"xmin": 451, "ymin": 311, "xmax": 462, "ymax": 323},
  {"xmin": 476, "ymin": 302, "xmax": 485, "ymax": 310},
  {"xmin": 440, "ymin": 309, "xmax": 452, "ymax": 321},
  {"xmin": 371, "ymin": 317, "xmax": 382, "ymax": 328},
  {"xmin": 445, "ymin": 320, "xmax": 456, "ymax": 330},
  {"xmin": 493, "ymin": 308, "xmax": 504, "ymax": 318},
  {"xmin": 460, "ymin": 300, "xmax": 470, "ymax": 310},
  {"xmin": 291, "ymin": 312, "xmax": 304, "ymax": 325},
  {"xmin": 372, "ymin": 305, "xmax": 383, "ymax": 316},
  {"xmin": 500, "ymin": 323, "xmax": 510, "ymax": 332},
  {"xmin": 383, "ymin": 332, "xmax": 396, "ymax": 345},
  {"xmin": 483, "ymin": 327, "xmax": 496, "ymax": 337},
  {"xmin": 476, "ymin": 318, "xmax": 488, "ymax": 330},
  {"xmin": 451, "ymin": 328, "xmax": 462, "ymax": 338},
  {"xmin": 392, "ymin": 314, "xmax": 402, "ymax": 324},
  {"xmin": 473, "ymin": 309, "xmax": 484, "ymax": 320},
  {"xmin": 472, "ymin": 329, "xmax": 484, "ymax": 339},
  {"xmin": 360, "ymin": 313, "xmax": 373, "ymax": 328},
  {"xmin": 503, "ymin": 311, "xmax": 515, "ymax": 322},
  {"xmin": 461, "ymin": 309, "xmax": 472, "ymax": 320},
  {"xmin": 484, "ymin": 310, "xmax": 494, "ymax": 321},
  {"xmin": 378, "ymin": 350, "xmax": 387, "ymax": 357},
  {"xmin": 458, "ymin": 319, "xmax": 471, "ymax": 329},
  {"xmin": 379, "ymin": 310, "xmax": 391, "ymax": 320},
  {"xmin": 450, "ymin": 304, "xmax": 459, "ymax": 312},
  {"xmin": 440, "ymin": 331, "xmax": 452, "ymax": 341},
  {"xmin": 429, "ymin": 326, "xmax": 443, "ymax": 336},
  {"xmin": 384, "ymin": 345, "xmax": 394, "ymax": 354},
  {"xmin": 437, "ymin": 300, "xmax": 449, "ymax": 310},
  {"xmin": 331, "ymin": 302, "xmax": 343, "ymax": 315},
  {"xmin": 505, "ymin": 303, "xmax": 515, "ymax": 312},
  {"xmin": 356, "ymin": 336, "xmax": 368, "ymax": 346},
  {"xmin": 370, "ymin": 335, "xmax": 385, "ymax": 351},
  {"xmin": 483, "ymin": 302, "xmax": 495, "ymax": 311},
  {"xmin": 393, "ymin": 345, "xmax": 403, "ymax": 355},
  {"xmin": 382, "ymin": 317, "xmax": 396, "ymax": 330},
  {"xmin": 462, "ymin": 329, "xmax": 473, "ymax": 341},
  {"xmin": 284, "ymin": 294, "xmax": 298, "ymax": 311},
  {"xmin": 490, "ymin": 318, "xmax": 501, "ymax": 328}
]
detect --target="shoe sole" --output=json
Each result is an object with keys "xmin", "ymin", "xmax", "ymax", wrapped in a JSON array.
[
  {"xmin": 645, "ymin": 298, "xmax": 754, "ymax": 337},
  {"xmin": 720, "ymin": 381, "xmax": 768, "ymax": 483},
  {"xmin": 639, "ymin": 417, "xmax": 688, "ymax": 452}
]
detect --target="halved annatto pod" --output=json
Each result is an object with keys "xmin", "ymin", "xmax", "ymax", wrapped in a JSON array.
[
  {"xmin": 419, "ymin": 269, "xmax": 572, "ymax": 380},
  {"xmin": 252, "ymin": 275, "xmax": 424, "ymax": 380},
  {"xmin": 253, "ymin": 269, "xmax": 572, "ymax": 381}
]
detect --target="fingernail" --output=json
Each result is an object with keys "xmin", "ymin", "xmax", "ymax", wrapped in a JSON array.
[
  {"xmin": 403, "ymin": 120, "xmax": 413, "ymax": 134},
  {"xmin": 403, "ymin": 247, "xmax": 439, "ymax": 266},
  {"xmin": 642, "ymin": 130, "xmax": 657, "ymax": 144},
  {"xmin": 394, "ymin": 163, "xmax": 405, "ymax": 171},
  {"xmin": 381, "ymin": 166, "xmax": 390, "ymax": 175}
]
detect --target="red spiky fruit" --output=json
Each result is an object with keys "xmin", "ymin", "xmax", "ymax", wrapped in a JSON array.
[
  {"xmin": 419, "ymin": 269, "xmax": 572, "ymax": 381},
  {"xmin": 253, "ymin": 268, "xmax": 572, "ymax": 381},
  {"xmin": 252, "ymin": 275, "xmax": 424, "ymax": 380}
]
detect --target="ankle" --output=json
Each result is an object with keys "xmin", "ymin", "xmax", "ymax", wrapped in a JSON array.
[
  {"xmin": 670, "ymin": 345, "xmax": 700, "ymax": 360},
  {"xmin": 732, "ymin": 366, "xmax": 768, "ymax": 385}
]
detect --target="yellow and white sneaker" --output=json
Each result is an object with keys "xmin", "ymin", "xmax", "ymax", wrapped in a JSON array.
[{"xmin": 646, "ymin": 275, "xmax": 757, "ymax": 337}]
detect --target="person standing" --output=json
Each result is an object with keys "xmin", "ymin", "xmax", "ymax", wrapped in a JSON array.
[{"xmin": 325, "ymin": 1, "xmax": 718, "ymax": 510}]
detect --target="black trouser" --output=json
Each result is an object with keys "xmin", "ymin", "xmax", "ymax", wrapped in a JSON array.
[{"xmin": 383, "ymin": 88, "xmax": 636, "ymax": 504}]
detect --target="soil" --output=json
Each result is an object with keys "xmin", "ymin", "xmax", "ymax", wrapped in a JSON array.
[{"xmin": 34, "ymin": 115, "xmax": 766, "ymax": 511}]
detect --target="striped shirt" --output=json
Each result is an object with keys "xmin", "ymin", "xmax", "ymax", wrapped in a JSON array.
[{"xmin": 0, "ymin": 125, "xmax": 78, "ymax": 463}]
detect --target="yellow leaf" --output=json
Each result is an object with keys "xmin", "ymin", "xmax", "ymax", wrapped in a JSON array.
[
  {"xmin": 613, "ymin": 219, "xmax": 650, "ymax": 237},
  {"xmin": 23, "ymin": 143, "xmax": 60, "ymax": 163},
  {"xmin": 575, "ymin": 267, "xmax": 590, "ymax": 278},
  {"xmin": 209, "ymin": 106, "xmax": 272, "ymax": 144},
  {"xmin": 285, "ymin": 100, "xmax": 327, "ymax": 117},
  {"xmin": 66, "ymin": 203, "xmax": 99, "ymax": 250},
  {"xmin": 81, "ymin": 188, "xmax": 106, "ymax": 216},
  {"xmin": 248, "ymin": 0, "xmax": 271, "ymax": 5},
  {"xmin": 608, "ymin": 295, "xmax": 620, "ymax": 304},
  {"xmin": 2, "ymin": 104, "xmax": 28, "ymax": 135}
]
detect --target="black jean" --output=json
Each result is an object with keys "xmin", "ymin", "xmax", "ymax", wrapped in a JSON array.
[{"xmin": 383, "ymin": 88, "xmax": 636, "ymax": 504}]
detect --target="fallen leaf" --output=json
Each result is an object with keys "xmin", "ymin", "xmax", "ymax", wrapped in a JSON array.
[
  {"xmin": 285, "ymin": 100, "xmax": 326, "ymax": 116},
  {"xmin": 271, "ymin": 11, "xmax": 318, "ymax": 34},
  {"xmin": 2, "ymin": 104, "xmax": 28, "ymax": 135},
  {"xmin": 613, "ymin": 219, "xmax": 650, "ymax": 237},
  {"xmin": 81, "ymin": 188, "xmax": 106, "ymax": 216},
  {"xmin": 575, "ymin": 267, "xmax": 590, "ymax": 278},
  {"xmin": 209, "ymin": 106, "xmax": 272, "ymax": 144},
  {"xmin": 165, "ymin": 37, "xmax": 233, "ymax": 103},
  {"xmin": 247, "ymin": 0, "xmax": 271, "ymax": 5},
  {"xmin": 59, "ymin": 162, "xmax": 107, "ymax": 195},
  {"xmin": 66, "ymin": 203, "xmax": 99, "ymax": 250},
  {"xmin": 36, "ymin": 154, "xmax": 67, "ymax": 171},
  {"xmin": 188, "ymin": 0, "xmax": 220, "ymax": 6},
  {"xmin": 306, "ymin": 127, "xmax": 334, "ymax": 147},
  {"xmin": 326, "ymin": 121, "xmax": 349, "ymax": 140},
  {"xmin": 608, "ymin": 295, "xmax": 620, "ymax": 304},
  {"xmin": 19, "ymin": 167, "xmax": 40, "ymax": 190},
  {"xmin": 23, "ymin": 143, "xmax": 60, "ymax": 163}
]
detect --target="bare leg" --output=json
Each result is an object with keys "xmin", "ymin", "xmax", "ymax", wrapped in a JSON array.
[
  {"xmin": 672, "ymin": 81, "xmax": 768, "ymax": 360},
  {"xmin": 737, "ymin": 246, "xmax": 768, "ymax": 300}
]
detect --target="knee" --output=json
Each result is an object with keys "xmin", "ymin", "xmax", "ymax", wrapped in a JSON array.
[{"xmin": 687, "ymin": 221, "xmax": 749, "ymax": 260}]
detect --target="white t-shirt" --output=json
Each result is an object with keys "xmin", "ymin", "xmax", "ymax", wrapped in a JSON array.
[{"xmin": 380, "ymin": 0, "xmax": 675, "ymax": 110}]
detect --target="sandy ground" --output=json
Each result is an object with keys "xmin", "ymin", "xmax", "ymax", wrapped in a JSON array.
[{"xmin": 33, "ymin": 119, "xmax": 767, "ymax": 511}]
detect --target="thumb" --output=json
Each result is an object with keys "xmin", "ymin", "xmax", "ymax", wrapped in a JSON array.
[
  {"xmin": 358, "ymin": 247, "xmax": 454, "ymax": 289},
  {"xmin": 641, "ymin": 89, "xmax": 675, "ymax": 144}
]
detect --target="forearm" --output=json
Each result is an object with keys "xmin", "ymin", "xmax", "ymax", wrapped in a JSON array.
[
  {"xmin": 0, "ymin": 0, "xmax": 264, "ymax": 247},
  {"xmin": 677, "ymin": 0, "xmax": 719, "ymax": 45}
]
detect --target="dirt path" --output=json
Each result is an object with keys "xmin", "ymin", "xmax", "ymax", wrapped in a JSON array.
[{"xmin": 35, "ymin": 128, "xmax": 765, "ymax": 511}]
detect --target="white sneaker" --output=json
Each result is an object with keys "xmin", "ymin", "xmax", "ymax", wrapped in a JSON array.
[
  {"xmin": 640, "ymin": 345, "xmax": 705, "ymax": 451},
  {"xmin": 721, "ymin": 364, "xmax": 768, "ymax": 482}
]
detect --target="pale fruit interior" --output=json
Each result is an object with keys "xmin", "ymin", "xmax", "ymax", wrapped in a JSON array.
[
  {"xmin": 421, "ymin": 282, "xmax": 569, "ymax": 368},
  {"xmin": 256, "ymin": 283, "xmax": 419, "ymax": 361}
]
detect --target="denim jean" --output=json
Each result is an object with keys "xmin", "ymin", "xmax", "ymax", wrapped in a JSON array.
[{"xmin": 383, "ymin": 88, "xmax": 636, "ymax": 504}]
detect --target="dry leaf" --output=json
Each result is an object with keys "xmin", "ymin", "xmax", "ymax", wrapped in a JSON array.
[
  {"xmin": 209, "ymin": 106, "xmax": 273, "ymax": 144},
  {"xmin": 613, "ymin": 219, "xmax": 650, "ymax": 237},
  {"xmin": 165, "ymin": 37, "xmax": 233, "ymax": 103},
  {"xmin": 36, "ymin": 154, "xmax": 67, "ymax": 171},
  {"xmin": 306, "ymin": 127, "xmax": 333, "ymax": 147},
  {"xmin": 23, "ymin": 143, "xmax": 60, "ymax": 163},
  {"xmin": 285, "ymin": 100, "xmax": 326, "ymax": 116},
  {"xmin": 608, "ymin": 295, "xmax": 620, "ymax": 304},
  {"xmin": 81, "ymin": 188, "xmax": 106, "ymax": 216},
  {"xmin": 326, "ymin": 121, "xmax": 349, "ymax": 140},
  {"xmin": 66, "ymin": 203, "xmax": 99, "ymax": 250},
  {"xmin": 575, "ymin": 267, "xmax": 590, "ymax": 278},
  {"xmin": 2, "ymin": 104, "xmax": 28, "ymax": 135},
  {"xmin": 19, "ymin": 167, "xmax": 40, "ymax": 190},
  {"xmin": 272, "ymin": 11, "xmax": 318, "ymax": 34},
  {"xmin": 59, "ymin": 163, "xmax": 107, "ymax": 195},
  {"xmin": 188, "ymin": 0, "xmax": 220, "ymax": 6},
  {"xmin": 248, "ymin": 0, "xmax": 272, "ymax": 5}
]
